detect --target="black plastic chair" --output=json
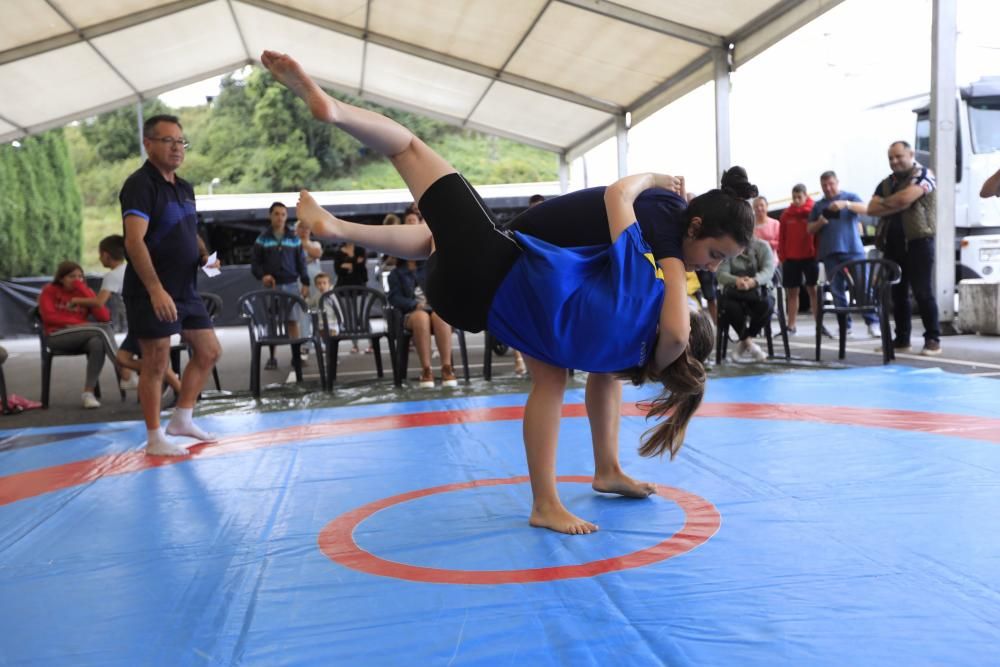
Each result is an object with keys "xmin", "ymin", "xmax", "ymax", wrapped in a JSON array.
[
  {"xmin": 169, "ymin": 292, "xmax": 224, "ymax": 391},
  {"xmin": 238, "ymin": 290, "xmax": 326, "ymax": 397},
  {"xmin": 0, "ymin": 347, "xmax": 13, "ymax": 414},
  {"xmin": 385, "ymin": 303, "xmax": 469, "ymax": 387},
  {"xmin": 318, "ymin": 286, "xmax": 393, "ymax": 387},
  {"xmin": 816, "ymin": 258, "xmax": 902, "ymax": 364},
  {"xmin": 716, "ymin": 268, "xmax": 790, "ymax": 364},
  {"xmin": 482, "ymin": 332, "xmax": 508, "ymax": 381},
  {"xmin": 30, "ymin": 307, "xmax": 125, "ymax": 408}
]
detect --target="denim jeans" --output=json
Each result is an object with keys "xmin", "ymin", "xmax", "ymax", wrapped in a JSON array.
[{"xmin": 822, "ymin": 252, "xmax": 878, "ymax": 327}]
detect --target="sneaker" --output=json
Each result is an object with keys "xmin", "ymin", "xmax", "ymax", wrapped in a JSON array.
[
  {"xmin": 441, "ymin": 366, "xmax": 458, "ymax": 387},
  {"xmin": 265, "ymin": 357, "xmax": 278, "ymax": 370},
  {"xmin": 119, "ymin": 375, "xmax": 139, "ymax": 391},
  {"xmin": 418, "ymin": 368, "xmax": 435, "ymax": 388},
  {"xmin": 735, "ymin": 339, "xmax": 750, "ymax": 359},
  {"xmin": 786, "ymin": 326, "xmax": 797, "ymax": 335},
  {"xmin": 745, "ymin": 341, "xmax": 767, "ymax": 362},
  {"xmin": 81, "ymin": 391, "xmax": 101, "ymax": 409},
  {"xmin": 866, "ymin": 323, "xmax": 881, "ymax": 339},
  {"xmin": 920, "ymin": 340, "xmax": 942, "ymax": 356},
  {"xmin": 875, "ymin": 340, "xmax": 912, "ymax": 353}
]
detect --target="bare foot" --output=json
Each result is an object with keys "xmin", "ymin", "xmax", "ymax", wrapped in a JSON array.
[
  {"xmin": 530, "ymin": 501, "xmax": 598, "ymax": 535},
  {"xmin": 592, "ymin": 471, "xmax": 657, "ymax": 498},
  {"xmin": 296, "ymin": 190, "xmax": 344, "ymax": 241},
  {"xmin": 260, "ymin": 50, "xmax": 338, "ymax": 123}
]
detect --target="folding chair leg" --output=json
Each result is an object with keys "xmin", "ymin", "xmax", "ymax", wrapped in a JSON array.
[
  {"xmin": 372, "ymin": 337, "xmax": 384, "ymax": 378},
  {"xmin": 482, "ymin": 332, "xmax": 493, "ymax": 381},
  {"xmin": 41, "ymin": 355, "xmax": 52, "ymax": 408},
  {"xmin": 458, "ymin": 332, "xmax": 470, "ymax": 382}
]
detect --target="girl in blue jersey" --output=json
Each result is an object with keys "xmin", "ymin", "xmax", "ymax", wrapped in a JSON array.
[{"xmin": 263, "ymin": 50, "xmax": 755, "ymax": 535}]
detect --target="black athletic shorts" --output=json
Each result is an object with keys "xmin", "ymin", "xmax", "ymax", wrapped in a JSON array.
[
  {"xmin": 781, "ymin": 258, "xmax": 819, "ymax": 288},
  {"xmin": 125, "ymin": 294, "xmax": 213, "ymax": 340},
  {"xmin": 418, "ymin": 173, "xmax": 522, "ymax": 332}
]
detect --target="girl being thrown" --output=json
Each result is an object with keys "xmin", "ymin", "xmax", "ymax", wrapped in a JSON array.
[{"xmin": 261, "ymin": 50, "xmax": 755, "ymax": 535}]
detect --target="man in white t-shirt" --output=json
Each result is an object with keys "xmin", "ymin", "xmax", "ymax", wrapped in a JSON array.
[{"xmin": 69, "ymin": 235, "xmax": 135, "ymax": 386}]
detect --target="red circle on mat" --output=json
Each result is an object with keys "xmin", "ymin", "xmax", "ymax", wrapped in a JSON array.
[{"xmin": 317, "ymin": 475, "xmax": 721, "ymax": 584}]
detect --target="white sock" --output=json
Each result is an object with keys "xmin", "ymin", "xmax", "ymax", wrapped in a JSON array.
[
  {"xmin": 165, "ymin": 407, "xmax": 217, "ymax": 442},
  {"xmin": 145, "ymin": 428, "xmax": 190, "ymax": 457}
]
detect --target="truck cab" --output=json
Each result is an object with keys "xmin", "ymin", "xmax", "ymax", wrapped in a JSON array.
[{"xmin": 915, "ymin": 76, "xmax": 1000, "ymax": 281}]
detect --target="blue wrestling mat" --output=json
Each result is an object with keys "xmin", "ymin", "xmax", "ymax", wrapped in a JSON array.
[{"xmin": 1, "ymin": 367, "xmax": 998, "ymax": 666}]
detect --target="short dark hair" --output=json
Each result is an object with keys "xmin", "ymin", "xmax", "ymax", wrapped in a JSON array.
[
  {"xmin": 143, "ymin": 114, "xmax": 182, "ymax": 137},
  {"xmin": 528, "ymin": 194, "xmax": 546, "ymax": 205},
  {"xmin": 819, "ymin": 170, "xmax": 837, "ymax": 181},
  {"xmin": 890, "ymin": 140, "xmax": 911, "ymax": 150},
  {"xmin": 314, "ymin": 272, "xmax": 331, "ymax": 285},
  {"xmin": 98, "ymin": 234, "xmax": 125, "ymax": 261},
  {"xmin": 792, "ymin": 183, "xmax": 808, "ymax": 195},
  {"xmin": 269, "ymin": 202, "xmax": 287, "ymax": 214}
]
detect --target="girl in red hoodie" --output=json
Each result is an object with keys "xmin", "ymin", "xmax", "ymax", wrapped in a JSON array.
[
  {"xmin": 38, "ymin": 261, "xmax": 120, "ymax": 408},
  {"xmin": 778, "ymin": 184, "xmax": 820, "ymax": 334}
]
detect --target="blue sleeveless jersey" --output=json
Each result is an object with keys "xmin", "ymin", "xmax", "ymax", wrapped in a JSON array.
[{"xmin": 487, "ymin": 222, "xmax": 664, "ymax": 372}]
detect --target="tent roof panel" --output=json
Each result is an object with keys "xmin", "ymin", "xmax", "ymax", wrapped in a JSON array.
[
  {"xmin": 0, "ymin": 0, "xmax": 845, "ymax": 152},
  {"xmin": 617, "ymin": 0, "xmax": 779, "ymax": 36},
  {"xmin": 369, "ymin": 0, "xmax": 547, "ymax": 70},
  {"xmin": 92, "ymin": 2, "xmax": 246, "ymax": 93},
  {"xmin": 50, "ymin": 0, "xmax": 177, "ymax": 29},
  {"xmin": 0, "ymin": 0, "xmax": 71, "ymax": 52},
  {"xmin": 363, "ymin": 43, "xmax": 491, "ymax": 120},
  {"xmin": 0, "ymin": 42, "xmax": 134, "ymax": 128},
  {"xmin": 235, "ymin": 2, "xmax": 363, "ymax": 91},
  {"xmin": 278, "ymin": 0, "xmax": 367, "ymax": 28},
  {"xmin": 508, "ymin": 2, "xmax": 708, "ymax": 107},
  {"xmin": 469, "ymin": 81, "xmax": 613, "ymax": 148}
]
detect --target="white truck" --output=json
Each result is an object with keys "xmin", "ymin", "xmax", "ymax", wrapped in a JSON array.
[{"xmin": 914, "ymin": 76, "xmax": 1000, "ymax": 281}]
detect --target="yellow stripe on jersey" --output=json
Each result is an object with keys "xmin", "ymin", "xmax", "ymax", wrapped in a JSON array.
[{"xmin": 643, "ymin": 252, "xmax": 665, "ymax": 280}]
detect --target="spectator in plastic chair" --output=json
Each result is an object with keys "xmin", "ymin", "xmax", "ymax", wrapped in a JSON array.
[
  {"xmin": 980, "ymin": 167, "xmax": 1000, "ymax": 199},
  {"xmin": 752, "ymin": 196, "xmax": 780, "ymax": 260},
  {"xmin": 779, "ymin": 184, "xmax": 825, "ymax": 337},
  {"xmin": 867, "ymin": 141, "xmax": 941, "ymax": 356},
  {"xmin": 121, "ymin": 114, "xmax": 222, "ymax": 456},
  {"xmin": 717, "ymin": 236, "xmax": 776, "ymax": 362},
  {"xmin": 808, "ymin": 170, "xmax": 879, "ymax": 338},
  {"xmin": 66, "ymin": 234, "xmax": 138, "ymax": 387},
  {"xmin": 251, "ymin": 202, "xmax": 311, "ymax": 369},
  {"xmin": 38, "ymin": 261, "xmax": 121, "ymax": 409},
  {"xmin": 388, "ymin": 260, "xmax": 457, "ymax": 388}
]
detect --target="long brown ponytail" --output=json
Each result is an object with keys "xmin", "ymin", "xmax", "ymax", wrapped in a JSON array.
[{"xmin": 622, "ymin": 309, "xmax": 715, "ymax": 459}]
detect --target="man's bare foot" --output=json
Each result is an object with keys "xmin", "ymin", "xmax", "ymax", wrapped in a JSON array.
[
  {"xmin": 296, "ymin": 190, "xmax": 344, "ymax": 241},
  {"xmin": 260, "ymin": 50, "xmax": 338, "ymax": 123},
  {"xmin": 592, "ymin": 471, "xmax": 657, "ymax": 498},
  {"xmin": 530, "ymin": 501, "xmax": 598, "ymax": 535}
]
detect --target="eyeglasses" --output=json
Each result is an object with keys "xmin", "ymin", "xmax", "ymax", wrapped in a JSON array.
[{"xmin": 148, "ymin": 136, "xmax": 190, "ymax": 149}]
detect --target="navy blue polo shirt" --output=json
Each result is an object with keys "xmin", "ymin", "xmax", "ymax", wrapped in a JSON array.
[{"xmin": 119, "ymin": 161, "xmax": 200, "ymax": 300}]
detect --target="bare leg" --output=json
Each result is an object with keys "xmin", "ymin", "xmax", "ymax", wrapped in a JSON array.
[
  {"xmin": 522, "ymin": 355, "xmax": 598, "ymax": 535},
  {"xmin": 138, "ymin": 337, "xmax": 188, "ymax": 456},
  {"xmin": 430, "ymin": 313, "xmax": 453, "ymax": 372},
  {"xmin": 806, "ymin": 285, "xmax": 819, "ymax": 321},
  {"xmin": 297, "ymin": 191, "xmax": 433, "ymax": 260},
  {"xmin": 165, "ymin": 328, "xmax": 221, "ymax": 443},
  {"xmin": 587, "ymin": 372, "xmax": 656, "ymax": 498},
  {"xmin": 786, "ymin": 287, "xmax": 800, "ymax": 330},
  {"xmin": 406, "ymin": 310, "xmax": 433, "ymax": 375},
  {"xmin": 262, "ymin": 50, "xmax": 454, "ymax": 202}
]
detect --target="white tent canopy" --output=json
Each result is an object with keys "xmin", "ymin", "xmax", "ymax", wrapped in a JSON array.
[{"xmin": 0, "ymin": 0, "xmax": 843, "ymax": 155}]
